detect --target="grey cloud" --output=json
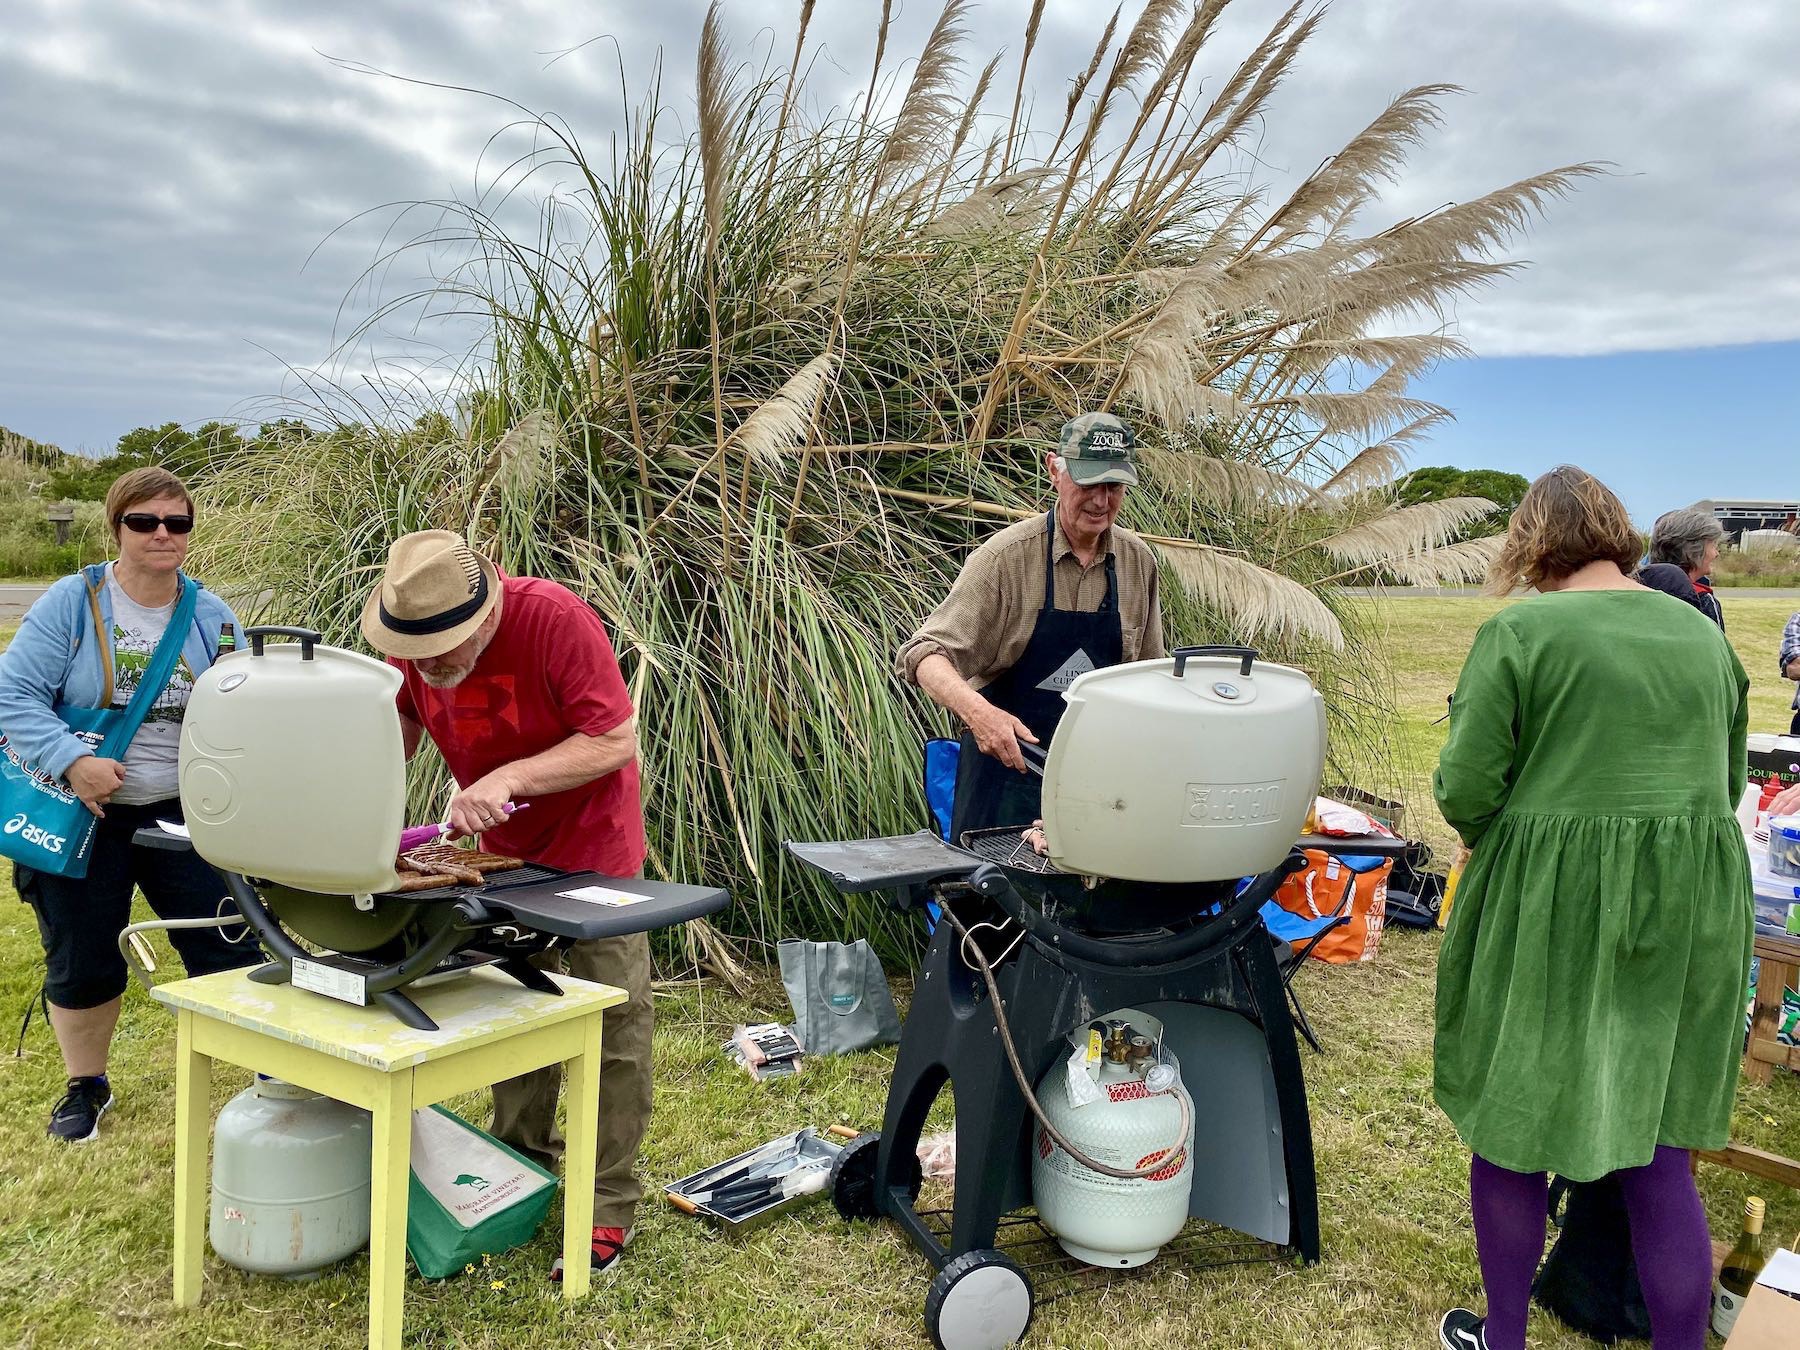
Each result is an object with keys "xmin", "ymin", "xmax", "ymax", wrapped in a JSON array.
[{"xmin": 1, "ymin": 0, "xmax": 1795, "ymax": 452}]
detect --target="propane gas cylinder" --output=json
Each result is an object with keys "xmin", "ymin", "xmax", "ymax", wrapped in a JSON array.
[
  {"xmin": 210, "ymin": 1076, "xmax": 373, "ymax": 1277},
  {"xmin": 1032, "ymin": 1022, "xmax": 1195, "ymax": 1267}
]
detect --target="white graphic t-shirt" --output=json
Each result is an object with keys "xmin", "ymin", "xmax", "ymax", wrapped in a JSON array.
[{"xmin": 104, "ymin": 566, "xmax": 196, "ymax": 805}]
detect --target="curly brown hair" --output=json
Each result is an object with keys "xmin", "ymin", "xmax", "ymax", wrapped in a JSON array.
[{"xmin": 1485, "ymin": 465, "xmax": 1639, "ymax": 595}]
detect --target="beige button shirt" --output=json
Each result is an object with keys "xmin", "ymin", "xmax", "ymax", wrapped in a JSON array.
[{"xmin": 896, "ymin": 512, "xmax": 1165, "ymax": 691}]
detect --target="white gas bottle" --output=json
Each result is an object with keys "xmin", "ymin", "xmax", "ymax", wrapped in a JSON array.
[
  {"xmin": 210, "ymin": 1076, "xmax": 373, "ymax": 1277},
  {"xmin": 1032, "ymin": 1016, "xmax": 1196, "ymax": 1268}
]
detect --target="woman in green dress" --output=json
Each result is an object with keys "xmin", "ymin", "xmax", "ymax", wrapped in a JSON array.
[{"xmin": 1433, "ymin": 467, "xmax": 1752, "ymax": 1350}]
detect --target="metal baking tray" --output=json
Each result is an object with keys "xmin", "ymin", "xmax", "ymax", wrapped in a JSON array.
[{"xmin": 664, "ymin": 1127, "xmax": 848, "ymax": 1234}]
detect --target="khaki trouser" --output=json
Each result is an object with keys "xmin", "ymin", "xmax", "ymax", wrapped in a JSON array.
[{"xmin": 489, "ymin": 930, "xmax": 653, "ymax": 1230}]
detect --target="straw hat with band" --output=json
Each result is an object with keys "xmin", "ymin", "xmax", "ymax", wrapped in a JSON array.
[{"xmin": 360, "ymin": 529, "xmax": 502, "ymax": 660}]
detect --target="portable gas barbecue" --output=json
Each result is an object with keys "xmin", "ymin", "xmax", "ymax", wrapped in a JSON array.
[
  {"xmin": 787, "ymin": 646, "xmax": 1405, "ymax": 1350},
  {"xmin": 143, "ymin": 627, "xmax": 726, "ymax": 1030}
]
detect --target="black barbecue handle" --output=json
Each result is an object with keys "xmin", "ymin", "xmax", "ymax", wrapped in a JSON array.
[
  {"xmin": 1171, "ymin": 645, "xmax": 1258, "ymax": 677},
  {"xmin": 967, "ymin": 852, "xmax": 1305, "ymax": 968},
  {"xmin": 246, "ymin": 626, "xmax": 322, "ymax": 661}
]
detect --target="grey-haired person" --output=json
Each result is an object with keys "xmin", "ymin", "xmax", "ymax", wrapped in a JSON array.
[
  {"xmin": 895, "ymin": 413, "xmax": 1165, "ymax": 838},
  {"xmin": 1637, "ymin": 506, "xmax": 1727, "ymax": 630}
]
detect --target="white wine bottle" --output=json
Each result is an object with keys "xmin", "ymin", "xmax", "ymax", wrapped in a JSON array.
[{"xmin": 1711, "ymin": 1195, "xmax": 1767, "ymax": 1336}]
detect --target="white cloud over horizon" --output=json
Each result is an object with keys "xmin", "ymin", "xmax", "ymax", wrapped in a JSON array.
[{"xmin": 2, "ymin": 0, "xmax": 1796, "ymax": 453}]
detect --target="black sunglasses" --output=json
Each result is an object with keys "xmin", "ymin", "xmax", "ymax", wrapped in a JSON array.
[{"xmin": 117, "ymin": 512, "xmax": 195, "ymax": 535}]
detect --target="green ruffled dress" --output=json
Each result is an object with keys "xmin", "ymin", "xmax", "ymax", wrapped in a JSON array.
[{"xmin": 1433, "ymin": 589, "xmax": 1753, "ymax": 1181}]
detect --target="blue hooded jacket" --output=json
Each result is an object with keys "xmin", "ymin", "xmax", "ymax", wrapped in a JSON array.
[{"xmin": 0, "ymin": 564, "xmax": 242, "ymax": 782}]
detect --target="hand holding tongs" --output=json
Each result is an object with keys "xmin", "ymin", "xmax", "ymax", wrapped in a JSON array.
[
  {"xmin": 398, "ymin": 801, "xmax": 529, "ymax": 851},
  {"xmin": 1015, "ymin": 738, "xmax": 1048, "ymax": 778}
]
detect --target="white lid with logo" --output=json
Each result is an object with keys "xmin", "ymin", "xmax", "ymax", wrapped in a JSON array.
[{"xmin": 1039, "ymin": 651, "xmax": 1325, "ymax": 882}]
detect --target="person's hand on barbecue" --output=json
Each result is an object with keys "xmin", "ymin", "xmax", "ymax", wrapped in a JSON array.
[
  {"xmin": 1021, "ymin": 819, "xmax": 1048, "ymax": 856},
  {"xmin": 966, "ymin": 698, "xmax": 1037, "ymax": 773},
  {"xmin": 446, "ymin": 771, "xmax": 515, "ymax": 838},
  {"xmin": 66, "ymin": 754, "xmax": 126, "ymax": 818}
]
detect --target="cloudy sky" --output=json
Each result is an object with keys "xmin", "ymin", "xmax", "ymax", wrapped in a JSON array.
[{"xmin": 2, "ymin": 0, "xmax": 1794, "ymax": 518}]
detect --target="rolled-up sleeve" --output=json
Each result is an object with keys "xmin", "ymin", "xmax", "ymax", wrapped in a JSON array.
[
  {"xmin": 896, "ymin": 546, "xmax": 1011, "ymax": 687},
  {"xmin": 1434, "ymin": 616, "xmax": 1525, "ymax": 848},
  {"xmin": 1780, "ymin": 612, "xmax": 1800, "ymax": 674}
]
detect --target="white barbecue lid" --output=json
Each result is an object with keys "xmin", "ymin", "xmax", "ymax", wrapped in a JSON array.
[
  {"xmin": 1039, "ymin": 650, "xmax": 1325, "ymax": 883},
  {"xmin": 180, "ymin": 638, "xmax": 405, "ymax": 895}
]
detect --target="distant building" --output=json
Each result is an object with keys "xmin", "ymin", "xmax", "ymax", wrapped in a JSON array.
[{"xmin": 1690, "ymin": 499, "xmax": 1799, "ymax": 544}]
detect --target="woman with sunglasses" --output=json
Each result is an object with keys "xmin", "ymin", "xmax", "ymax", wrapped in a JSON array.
[{"xmin": 0, "ymin": 466, "xmax": 257, "ymax": 1143}]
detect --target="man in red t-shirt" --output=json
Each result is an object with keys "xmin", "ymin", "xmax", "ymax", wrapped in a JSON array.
[{"xmin": 362, "ymin": 529, "xmax": 649, "ymax": 1278}]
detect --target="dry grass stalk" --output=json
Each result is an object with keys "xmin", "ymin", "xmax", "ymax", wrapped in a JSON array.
[
  {"xmin": 1256, "ymin": 85, "xmax": 1454, "ymax": 250},
  {"xmin": 728, "ymin": 353, "xmax": 838, "ymax": 467},
  {"xmin": 878, "ymin": 0, "xmax": 972, "ymax": 185},
  {"xmin": 1153, "ymin": 539, "xmax": 1345, "ymax": 649},
  {"xmin": 1050, "ymin": 5, "xmax": 1121, "ymax": 160},
  {"xmin": 1317, "ymin": 413, "xmax": 1453, "ymax": 496},
  {"xmin": 1381, "ymin": 535, "xmax": 1506, "ymax": 587},
  {"xmin": 1141, "ymin": 446, "xmax": 1325, "ymax": 513},
  {"xmin": 1318, "ymin": 497, "xmax": 1499, "ymax": 567},
  {"xmin": 1002, "ymin": 0, "xmax": 1047, "ymax": 171}
]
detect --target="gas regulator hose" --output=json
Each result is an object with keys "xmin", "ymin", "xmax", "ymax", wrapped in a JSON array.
[{"xmin": 939, "ymin": 903, "xmax": 1192, "ymax": 1181}]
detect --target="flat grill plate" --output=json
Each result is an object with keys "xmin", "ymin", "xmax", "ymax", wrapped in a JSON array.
[{"xmin": 957, "ymin": 826, "xmax": 1058, "ymax": 875}]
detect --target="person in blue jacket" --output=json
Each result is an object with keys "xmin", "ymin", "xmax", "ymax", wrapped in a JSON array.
[{"xmin": 0, "ymin": 467, "xmax": 257, "ymax": 1142}]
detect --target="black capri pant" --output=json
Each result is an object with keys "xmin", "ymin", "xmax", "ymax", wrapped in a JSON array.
[{"xmin": 15, "ymin": 799, "xmax": 258, "ymax": 1008}]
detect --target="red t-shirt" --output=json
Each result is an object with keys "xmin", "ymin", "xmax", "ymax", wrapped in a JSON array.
[{"xmin": 394, "ymin": 575, "xmax": 645, "ymax": 877}]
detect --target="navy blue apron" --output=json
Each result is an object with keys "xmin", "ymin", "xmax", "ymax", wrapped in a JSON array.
[{"xmin": 949, "ymin": 510, "xmax": 1125, "ymax": 840}]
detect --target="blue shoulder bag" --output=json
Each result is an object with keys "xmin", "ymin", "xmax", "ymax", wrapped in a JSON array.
[{"xmin": 0, "ymin": 573, "xmax": 199, "ymax": 879}]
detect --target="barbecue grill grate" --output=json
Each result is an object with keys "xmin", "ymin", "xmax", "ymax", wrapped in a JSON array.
[
  {"xmin": 389, "ymin": 864, "xmax": 561, "ymax": 900},
  {"xmin": 957, "ymin": 827, "xmax": 1060, "ymax": 875}
]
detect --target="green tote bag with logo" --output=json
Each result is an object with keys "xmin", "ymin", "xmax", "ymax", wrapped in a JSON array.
[
  {"xmin": 0, "ymin": 575, "xmax": 196, "ymax": 878},
  {"xmin": 406, "ymin": 1105, "xmax": 558, "ymax": 1279}
]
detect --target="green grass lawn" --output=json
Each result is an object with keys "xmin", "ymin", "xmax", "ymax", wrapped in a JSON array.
[{"xmin": 1, "ymin": 602, "xmax": 1798, "ymax": 1348}]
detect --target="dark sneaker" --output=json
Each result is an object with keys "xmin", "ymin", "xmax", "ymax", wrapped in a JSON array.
[
  {"xmin": 47, "ymin": 1075, "xmax": 114, "ymax": 1143},
  {"xmin": 550, "ymin": 1225, "xmax": 633, "ymax": 1281},
  {"xmin": 1439, "ymin": 1309, "xmax": 1487, "ymax": 1350}
]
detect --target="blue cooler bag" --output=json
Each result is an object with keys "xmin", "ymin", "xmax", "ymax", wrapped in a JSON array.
[{"xmin": 407, "ymin": 1105, "xmax": 558, "ymax": 1279}]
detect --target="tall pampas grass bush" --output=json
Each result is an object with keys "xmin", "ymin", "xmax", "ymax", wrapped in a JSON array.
[{"xmin": 194, "ymin": 0, "xmax": 1595, "ymax": 962}]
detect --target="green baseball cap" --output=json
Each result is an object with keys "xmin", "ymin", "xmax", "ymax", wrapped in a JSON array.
[{"xmin": 1057, "ymin": 412, "xmax": 1139, "ymax": 486}]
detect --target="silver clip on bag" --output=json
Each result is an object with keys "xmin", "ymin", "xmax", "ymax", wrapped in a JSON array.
[{"xmin": 778, "ymin": 938, "xmax": 901, "ymax": 1056}]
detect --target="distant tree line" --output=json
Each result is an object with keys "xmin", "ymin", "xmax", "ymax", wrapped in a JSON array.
[{"xmin": 1395, "ymin": 465, "xmax": 1530, "ymax": 539}]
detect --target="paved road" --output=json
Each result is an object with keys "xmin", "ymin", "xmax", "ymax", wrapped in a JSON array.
[
  {"xmin": 0, "ymin": 584, "xmax": 48, "ymax": 622},
  {"xmin": 1, "ymin": 583, "xmax": 275, "ymax": 623}
]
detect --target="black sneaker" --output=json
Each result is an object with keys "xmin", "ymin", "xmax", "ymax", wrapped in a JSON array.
[
  {"xmin": 1439, "ymin": 1309, "xmax": 1487, "ymax": 1350},
  {"xmin": 47, "ymin": 1075, "xmax": 114, "ymax": 1143}
]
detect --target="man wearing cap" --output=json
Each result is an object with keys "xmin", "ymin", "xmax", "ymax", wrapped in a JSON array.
[
  {"xmin": 362, "ymin": 529, "xmax": 650, "ymax": 1279},
  {"xmin": 897, "ymin": 413, "xmax": 1165, "ymax": 837}
]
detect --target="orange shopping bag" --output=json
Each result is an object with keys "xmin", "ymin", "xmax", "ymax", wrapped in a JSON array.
[{"xmin": 1271, "ymin": 848, "xmax": 1392, "ymax": 964}]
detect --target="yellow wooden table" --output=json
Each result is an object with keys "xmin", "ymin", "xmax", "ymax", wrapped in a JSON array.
[{"xmin": 150, "ymin": 965, "xmax": 627, "ymax": 1349}]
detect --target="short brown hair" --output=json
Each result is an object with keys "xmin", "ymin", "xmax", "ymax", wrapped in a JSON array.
[
  {"xmin": 105, "ymin": 467, "xmax": 194, "ymax": 544},
  {"xmin": 1485, "ymin": 465, "xmax": 1639, "ymax": 595}
]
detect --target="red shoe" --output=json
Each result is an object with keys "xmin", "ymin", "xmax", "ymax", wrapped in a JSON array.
[{"xmin": 550, "ymin": 1224, "xmax": 633, "ymax": 1281}]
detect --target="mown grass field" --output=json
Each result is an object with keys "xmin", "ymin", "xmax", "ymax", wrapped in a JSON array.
[{"xmin": 1, "ymin": 598, "xmax": 1797, "ymax": 1348}]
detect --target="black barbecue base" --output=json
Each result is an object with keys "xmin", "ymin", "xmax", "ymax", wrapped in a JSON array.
[
  {"xmin": 243, "ymin": 951, "xmax": 564, "ymax": 1031},
  {"xmin": 869, "ymin": 911, "xmax": 1317, "ymax": 1260}
]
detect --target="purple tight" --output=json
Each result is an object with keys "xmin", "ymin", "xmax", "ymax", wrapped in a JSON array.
[{"xmin": 1470, "ymin": 1147, "xmax": 1712, "ymax": 1350}]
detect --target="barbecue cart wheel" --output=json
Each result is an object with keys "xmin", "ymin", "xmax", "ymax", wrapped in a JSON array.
[
  {"xmin": 924, "ymin": 1249, "xmax": 1034, "ymax": 1350},
  {"xmin": 828, "ymin": 1132, "xmax": 920, "ymax": 1221}
]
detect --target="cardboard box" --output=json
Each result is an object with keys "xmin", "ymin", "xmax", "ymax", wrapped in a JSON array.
[{"xmin": 1724, "ymin": 1249, "xmax": 1800, "ymax": 1348}]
